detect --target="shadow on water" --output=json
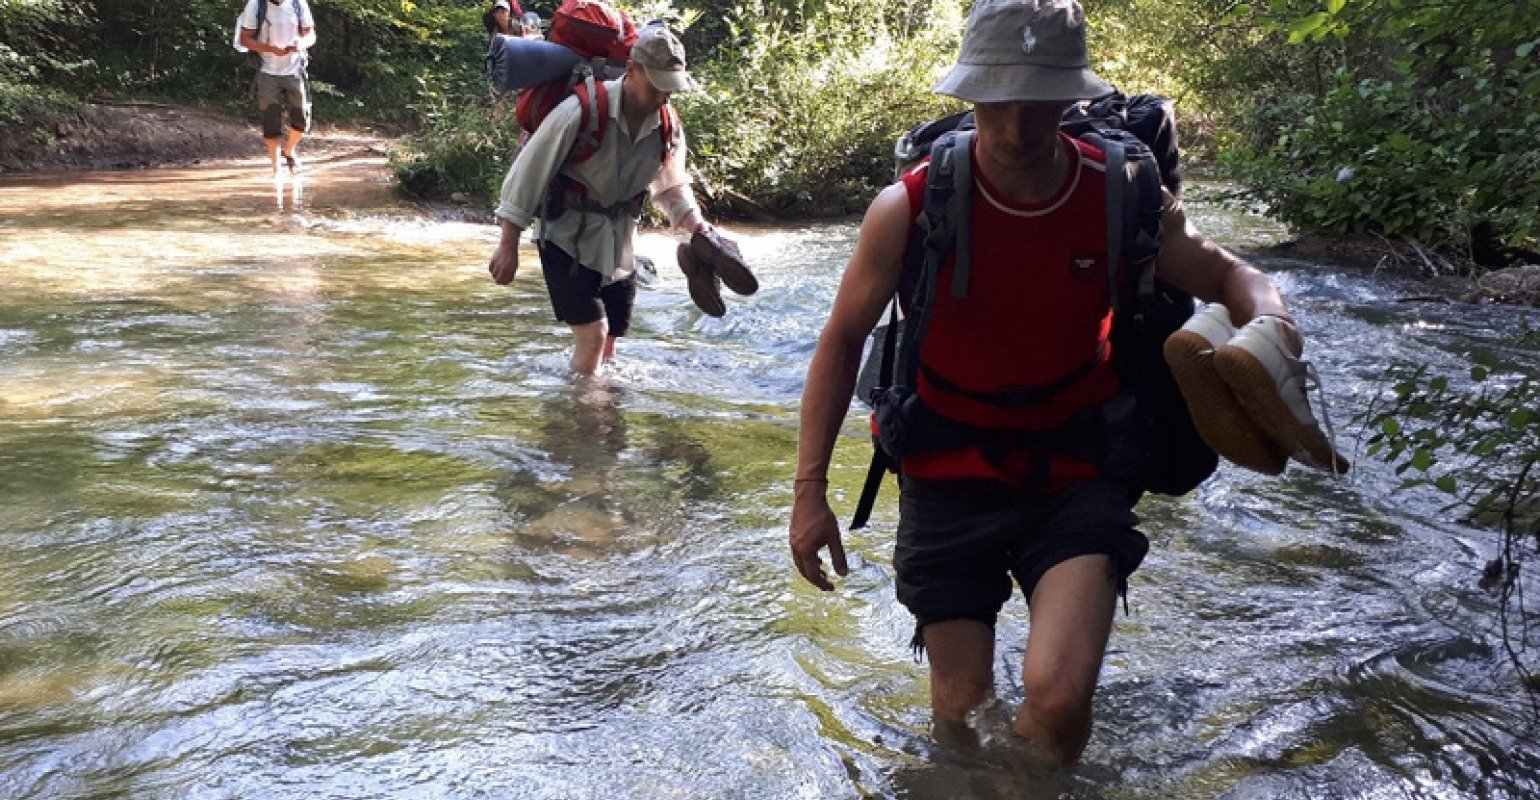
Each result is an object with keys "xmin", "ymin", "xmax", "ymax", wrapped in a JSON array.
[
  {"xmin": 490, "ymin": 379, "xmax": 724, "ymax": 562},
  {"xmin": 1, "ymin": 164, "xmax": 1538, "ymax": 799}
]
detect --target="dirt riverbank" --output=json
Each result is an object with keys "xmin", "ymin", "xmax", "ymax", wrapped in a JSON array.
[{"xmin": 0, "ymin": 101, "xmax": 394, "ymax": 173}]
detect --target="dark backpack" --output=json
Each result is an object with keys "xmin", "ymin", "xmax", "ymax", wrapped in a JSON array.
[{"xmin": 849, "ymin": 93, "xmax": 1216, "ymax": 529}]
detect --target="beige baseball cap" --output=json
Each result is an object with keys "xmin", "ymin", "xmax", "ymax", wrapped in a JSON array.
[{"xmin": 631, "ymin": 24, "xmax": 698, "ymax": 93}]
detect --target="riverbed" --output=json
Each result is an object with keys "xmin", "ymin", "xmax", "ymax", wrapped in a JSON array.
[{"xmin": 1, "ymin": 155, "xmax": 1536, "ymax": 799}]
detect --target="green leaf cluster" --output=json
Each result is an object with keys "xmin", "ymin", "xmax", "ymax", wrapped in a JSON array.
[
  {"xmin": 1360, "ymin": 323, "xmax": 1539, "ymax": 550},
  {"xmin": 676, "ymin": 0, "xmax": 965, "ymax": 216},
  {"xmin": 1359, "ymin": 318, "xmax": 1540, "ymax": 683},
  {"xmin": 1215, "ymin": 0, "xmax": 1540, "ymax": 251},
  {"xmin": 0, "ymin": 0, "xmax": 89, "ymax": 123},
  {"xmin": 389, "ymin": 94, "xmax": 523, "ymax": 200}
]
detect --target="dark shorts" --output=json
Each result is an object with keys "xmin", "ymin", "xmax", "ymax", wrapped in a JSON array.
[
  {"xmin": 539, "ymin": 243, "xmax": 637, "ymax": 335},
  {"xmin": 255, "ymin": 72, "xmax": 311, "ymax": 138},
  {"xmin": 893, "ymin": 477, "xmax": 1147, "ymax": 630}
]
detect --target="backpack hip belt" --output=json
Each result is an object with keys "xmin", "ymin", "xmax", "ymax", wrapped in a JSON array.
[{"xmin": 543, "ymin": 176, "xmax": 645, "ymax": 221}]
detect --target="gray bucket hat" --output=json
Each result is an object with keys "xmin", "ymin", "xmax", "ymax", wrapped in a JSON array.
[{"xmin": 932, "ymin": 0, "xmax": 1112, "ymax": 103}]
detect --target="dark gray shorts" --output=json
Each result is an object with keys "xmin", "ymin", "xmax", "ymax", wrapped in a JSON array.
[
  {"xmin": 539, "ymin": 243, "xmax": 636, "ymax": 335},
  {"xmin": 893, "ymin": 477, "xmax": 1147, "ymax": 630},
  {"xmin": 255, "ymin": 72, "xmax": 310, "ymax": 138}
]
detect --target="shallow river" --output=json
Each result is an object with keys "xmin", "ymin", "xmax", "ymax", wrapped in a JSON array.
[{"xmin": 1, "ymin": 154, "xmax": 1537, "ymax": 799}]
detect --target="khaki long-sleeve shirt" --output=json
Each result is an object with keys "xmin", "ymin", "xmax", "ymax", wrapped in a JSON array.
[{"xmin": 494, "ymin": 75, "xmax": 699, "ymax": 284}]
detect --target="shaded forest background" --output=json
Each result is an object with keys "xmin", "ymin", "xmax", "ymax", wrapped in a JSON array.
[{"xmin": 2, "ymin": 0, "xmax": 1536, "ymax": 253}]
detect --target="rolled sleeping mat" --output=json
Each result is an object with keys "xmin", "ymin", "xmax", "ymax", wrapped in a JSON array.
[{"xmin": 487, "ymin": 35, "xmax": 582, "ymax": 93}]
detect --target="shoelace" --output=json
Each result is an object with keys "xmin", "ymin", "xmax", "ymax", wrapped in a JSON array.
[{"xmin": 1302, "ymin": 360, "xmax": 1345, "ymax": 475}]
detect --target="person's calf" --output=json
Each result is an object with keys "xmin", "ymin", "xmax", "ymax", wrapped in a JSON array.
[
  {"xmin": 264, "ymin": 138, "xmax": 283, "ymax": 174},
  {"xmin": 922, "ymin": 619, "xmax": 995, "ymax": 723},
  {"xmin": 568, "ymin": 321, "xmax": 608, "ymax": 375},
  {"xmin": 281, "ymin": 129, "xmax": 305, "ymax": 173},
  {"xmin": 1012, "ymin": 681, "xmax": 1095, "ymax": 766}
]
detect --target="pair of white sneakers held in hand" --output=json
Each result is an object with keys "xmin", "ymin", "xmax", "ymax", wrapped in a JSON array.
[{"xmin": 1164, "ymin": 304, "xmax": 1349, "ymax": 475}]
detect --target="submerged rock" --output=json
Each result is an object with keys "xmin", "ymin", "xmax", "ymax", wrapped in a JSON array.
[{"xmin": 1465, "ymin": 264, "xmax": 1540, "ymax": 306}]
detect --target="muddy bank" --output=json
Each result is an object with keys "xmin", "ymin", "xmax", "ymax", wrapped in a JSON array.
[{"xmin": 0, "ymin": 101, "xmax": 394, "ymax": 173}]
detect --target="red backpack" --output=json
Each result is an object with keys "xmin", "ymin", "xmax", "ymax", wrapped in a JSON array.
[{"xmin": 513, "ymin": 0, "xmax": 678, "ymax": 163}]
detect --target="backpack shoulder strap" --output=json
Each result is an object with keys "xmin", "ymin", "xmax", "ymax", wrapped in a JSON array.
[
  {"xmin": 944, "ymin": 131, "xmax": 974, "ymax": 300},
  {"xmin": 898, "ymin": 128, "xmax": 972, "ymax": 387},
  {"xmin": 849, "ymin": 129, "xmax": 973, "ymax": 531},
  {"xmin": 567, "ymin": 71, "xmax": 608, "ymax": 164},
  {"xmin": 660, "ymin": 103, "xmax": 681, "ymax": 158},
  {"xmin": 1075, "ymin": 128, "xmax": 1164, "ymax": 308}
]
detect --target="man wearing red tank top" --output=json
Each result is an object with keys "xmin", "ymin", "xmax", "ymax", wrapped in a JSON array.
[{"xmin": 790, "ymin": 0, "xmax": 1311, "ymax": 767}]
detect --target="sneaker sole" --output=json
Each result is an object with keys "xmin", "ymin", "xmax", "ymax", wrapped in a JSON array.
[
  {"xmin": 714, "ymin": 260, "xmax": 758, "ymax": 296},
  {"xmin": 689, "ymin": 238, "xmax": 758, "ymax": 296},
  {"xmin": 1164, "ymin": 329, "xmax": 1288, "ymax": 475},
  {"xmin": 678, "ymin": 244, "xmax": 725, "ymax": 317},
  {"xmin": 1213, "ymin": 343, "xmax": 1351, "ymax": 473}
]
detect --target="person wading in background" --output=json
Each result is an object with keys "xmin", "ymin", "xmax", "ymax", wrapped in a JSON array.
[
  {"xmin": 487, "ymin": 24, "xmax": 757, "ymax": 375},
  {"xmin": 238, "ymin": 0, "xmax": 315, "ymax": 176}
]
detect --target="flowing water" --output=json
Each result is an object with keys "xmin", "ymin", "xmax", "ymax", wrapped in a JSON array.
[{"xmin": 1, "ymin": 155, "xmax": 1537, "ymax": 799}]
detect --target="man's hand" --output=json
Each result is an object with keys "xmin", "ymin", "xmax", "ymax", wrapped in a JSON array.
[
  {"xmin": 488, "ymin": 241, "xmax": 519, "ymax": 285},
  {"xmin": 789, "ymin": 482, "xmax": 848, "ymax": 591}
]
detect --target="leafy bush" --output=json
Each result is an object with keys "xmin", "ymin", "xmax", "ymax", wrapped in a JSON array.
[
  {"xmin": 0, "ymin": 0, "xmax": 89, "ymax": 125},
  {"xmin": 390, "ymin": 89, "xmax": 522, "ymax": 201},
  {"xmin": 1224, "ymin": 48, "xmax": 1540, "ymax": 250},
  {"xmin": 1360, "ymin": 324, "xmax": 1540, "ymax": 686},
  {"xmin": 1211, "ymin": 0, "xmax": 1540, "ymax": 252},
  {"xmin": 678, "ymin": 0, "xmax": 965, "ymax": 217}
]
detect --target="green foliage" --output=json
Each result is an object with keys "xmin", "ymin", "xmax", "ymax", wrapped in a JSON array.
[
  {"xmin": 1363, "ymin": 352, "xmax": 1539, "ymax": 527},
  {"xmin": 1224, "ymin": 50, "xmax": 1540, "ymax": 249},
  {"xmin": 1359, "ymin": 319, "xmax": 1540, "ymax": 681},
  {"xmin": 680, "ymin": 0, "xmax": 965, "ymax": 216},
  {"xmin": 0, "ymin": 0, "xmax": 91, "ymax": 124},
  {"xmin": 1215, "ymin": 0, "xmax": 1540, "ymax": 251},
  {"xmin": 390, "ymin": 92, "xmax": 523, "ymax": 201},
  {"xmin": 23, "ymin": 0, "xmax": 489, "ymax": 121},
  {"xmin": 4, "ymin": 0, "xmax": 1535, "ymax": 246}
]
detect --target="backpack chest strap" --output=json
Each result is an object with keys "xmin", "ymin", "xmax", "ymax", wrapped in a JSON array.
[{"xmin": 916, "ymin": 339, "xmax": 1107, "ymax": 408}]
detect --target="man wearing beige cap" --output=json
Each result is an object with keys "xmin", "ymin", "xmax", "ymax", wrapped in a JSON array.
[
  {"xmin": 790, "ymin": 0, "xmax": 1330, "ymax": 766},
  {"xmin": 487, "ymin": 23, "xmax": 756, "ymax": 375}
]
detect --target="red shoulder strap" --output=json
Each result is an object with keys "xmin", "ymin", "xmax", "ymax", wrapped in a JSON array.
[
  {"xmin": 660, "ymin": 103, "xmax": 681, "ymax": 158},
  {"xmin": 568, "ymin": 76, "xmax": 608, "ymax": 164},
  {"xmin": 569, "ymin": 86, "xmax": 682, "ymax": 165}
]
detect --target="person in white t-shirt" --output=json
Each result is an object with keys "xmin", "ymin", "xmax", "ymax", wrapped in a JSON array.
[{"xmin": 238, "ymin": 0, "xmax": 316, "ymax": 175}]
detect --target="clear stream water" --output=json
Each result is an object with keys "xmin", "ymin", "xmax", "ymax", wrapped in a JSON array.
[{"xmin": 1, "ymin": 155, "xmax": 1537, "ymax": 799}]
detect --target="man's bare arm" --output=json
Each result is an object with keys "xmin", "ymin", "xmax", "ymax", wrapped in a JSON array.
[
  {"xmin": 1154, "ymin": 191, "xmax": 1302, "ymax": 351},
  {"xmin": 789, "ymin": 182, "xmax": 910, "ymax": 590}
]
